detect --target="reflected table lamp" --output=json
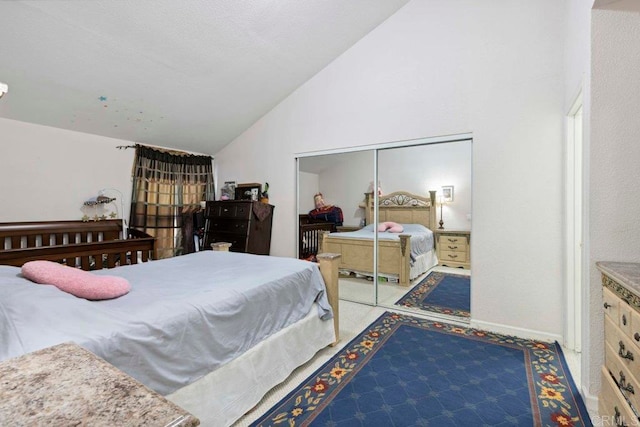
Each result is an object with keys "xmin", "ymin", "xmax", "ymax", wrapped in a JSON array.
[{"xmin": 438, "ymin": 195, "xmax": 445, "ymax": 229}]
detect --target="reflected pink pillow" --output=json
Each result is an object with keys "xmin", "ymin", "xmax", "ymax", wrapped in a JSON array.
[
  {"xmin": 21, "ymin": 260, "xmax": 131, "ymax": 300},
  {"xmin": 377, "ymin": 221, "xmax": 404, "ymax": 233}
]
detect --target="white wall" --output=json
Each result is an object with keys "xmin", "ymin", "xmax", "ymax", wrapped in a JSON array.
[
  {"xmin": 0, "ymin": 117, "xmax": 135, "ymax": 222},
  {"xmin": 215, "ymin": 0, "xmax": 566, "ymax": 339},
  {"xmin": 298, "ymin": 171, "xmax": 320, "ymax": 214},
  {"xmin": 316, "ymin": 151, "xmax": 373, "ymax": 226},
  {"xmin": 378, "ymin": 141, "xmax": 472, "ymax": 231},
  {"xmin": 589, "ymin": 5, "xmax": 640, "ymax": 403}
]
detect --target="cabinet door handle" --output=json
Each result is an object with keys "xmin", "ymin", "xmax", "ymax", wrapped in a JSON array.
[
  {"xmin": 619, "ymin": 371, "xmax": 635, "ymax": 394},
  {"xmin": 619, "ymin": 341, "xmax": 635, "ymax": 361},
  {"xmin": 604, "ymin": 302, "xmax": 611, "ymax": 309},
  {"xmin": 634, "ymin": 332, "xmax": 640, "ymax": 342},
  {"xmin": 622, "ymin": 314, "xmax": 628, "ymax": 326}
]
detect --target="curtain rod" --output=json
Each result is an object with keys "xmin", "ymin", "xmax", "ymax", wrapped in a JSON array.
[{"xmin": 116, "ymin": 145, "xmax": 135, "ymax": 150}]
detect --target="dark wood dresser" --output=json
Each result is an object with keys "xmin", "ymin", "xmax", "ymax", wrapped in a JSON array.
[{"xmin": 203, "ymin": 201, "xmax": 274, "ymax": 255}]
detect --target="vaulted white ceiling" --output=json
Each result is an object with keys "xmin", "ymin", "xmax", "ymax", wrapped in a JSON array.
[{"xmin": 0, "ymin": 0, "xmax": 408, "ymax": 154}]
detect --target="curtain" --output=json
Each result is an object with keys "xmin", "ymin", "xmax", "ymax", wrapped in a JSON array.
[{"xmin": 129, "ymin": 144, "xmax": 214, "ymax": 259}]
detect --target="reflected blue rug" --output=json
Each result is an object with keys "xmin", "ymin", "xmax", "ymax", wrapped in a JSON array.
[
  {"xmin": 251, "ymin": 312, "xmax": 591, "ymax": 427},
  {"xmin": 395, "ymin": 271, "xmax": 470, "ymax": 318}
]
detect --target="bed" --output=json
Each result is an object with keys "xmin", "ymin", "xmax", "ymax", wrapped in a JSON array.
[
  {"xmin": 320, "ymin": 190, "xmax": 438, "ymax": 286},
  {"xmin": 0, "ymin": 220, "xmax": 340, "ymax": 427}
]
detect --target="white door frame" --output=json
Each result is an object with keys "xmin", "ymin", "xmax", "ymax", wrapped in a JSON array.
[{"xmin": 565, "ymin": 92, "xmax": 583, "ymax": 352}]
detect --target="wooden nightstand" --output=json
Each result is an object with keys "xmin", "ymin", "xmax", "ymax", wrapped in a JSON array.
[{"xmin": 434, "ymin": 229, "xmax": 470, "ymax": 269}]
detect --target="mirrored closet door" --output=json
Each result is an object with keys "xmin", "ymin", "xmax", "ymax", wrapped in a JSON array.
[
  {"xmin": 296, "ymin": 135, "xmax": 472, "ymax": 321},
  {"xmin": 376, "ymin": 140, "xmax": 472, "ymax": 321},
  {"xmin": 297, "ymin": 150, "xmax": 375, "ymax": 305}
]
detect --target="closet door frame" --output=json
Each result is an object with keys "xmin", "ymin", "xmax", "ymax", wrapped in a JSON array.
[{"xmin": 295, "ymin": 132, "xmax": 473, "ymax": 307}]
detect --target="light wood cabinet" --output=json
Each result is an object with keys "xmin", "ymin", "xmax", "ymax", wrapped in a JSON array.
[
  {"xmin": 597, "ymin": 262, "xmax": 640, "ymax": 426},
  {"xmin": 434, "ymin": 229, "xmax": 470, "ymax": 269}
]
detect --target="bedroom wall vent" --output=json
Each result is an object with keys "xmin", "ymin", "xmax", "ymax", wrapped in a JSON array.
[{"xmin": 0, "ymin": 82, "xmax": 8, "ymax": 99}]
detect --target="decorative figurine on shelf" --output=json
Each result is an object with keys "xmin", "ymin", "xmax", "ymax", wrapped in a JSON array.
[{"xmin": 260, "ymin": 182, "xmax": 269, "ymax": 204}]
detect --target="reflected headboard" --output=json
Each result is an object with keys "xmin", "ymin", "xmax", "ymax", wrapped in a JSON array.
[{"xmin": 363, "ymin": 190, "xmax": 437, "ymax": 230}]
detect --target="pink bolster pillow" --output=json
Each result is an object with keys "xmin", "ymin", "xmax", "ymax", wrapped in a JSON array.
[
  {"xmin": 377, "ymin": 221, "xmax": 404, "ymax": 233},
  {"xmin": 21, "ymin": 260, "xmax": 131, "ymax": 300}
]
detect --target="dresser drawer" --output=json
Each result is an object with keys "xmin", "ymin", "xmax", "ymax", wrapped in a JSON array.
[
  {"xmin": 206, "ymin": 202, "xmax": 252, "ymax": 219},
  {"xmin": 630, "ymin": 307, "xmax": 640, "ymax": 351},
  {"xmin": 605, "ymin": 341, "xmax": 640, "ymax": 412},
  {"xmin": 439, "ymin": 235, "xmax": 467, "ymax": 247},
  {"xmin": 620, "ymin": 302, "xmax": 633, "ymax": 339},
  {"xmin": 205, "ymin": 233, "xmax": 247, "ymax": 253},
  {"xmin": 207, "ymin": 219, "xmax": 249, "ymax": 235},
  {"xmin": 604, "ymin": 287, "xmax": 620, "ymax": 325},
  {"xmin": 605, "ymin": 316, "xmax": 640, "ymax": 376},
  {"xmin": 441, "ymin": 242, "xmax": 466, "ymax": 253},
  {"xmin": 600, "ymin": 366, "xmax": 638, "ymax": 427},
  {"xmin": 440, "ymin": 250, "xmax": 468, "ymax": 263}
]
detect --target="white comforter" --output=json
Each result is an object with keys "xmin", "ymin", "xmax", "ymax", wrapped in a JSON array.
[{"xmin": 0, "ymin": 251, "xmax": 332, "ymax": 395}]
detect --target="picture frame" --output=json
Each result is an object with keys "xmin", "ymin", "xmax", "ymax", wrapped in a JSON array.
[
  {"xmin": 221, "ymin": 181, "xmax": 236, "ymax": 200},
  {"xmin": 235, "ymin": 183, "xmax": 262, "ymax": 201},
  {"xmin": 442, "ymin": 185, "xmax": 454, "ymax": 203}
]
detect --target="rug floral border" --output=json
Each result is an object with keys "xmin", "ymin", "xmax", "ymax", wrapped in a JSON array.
[
  {"xmin": 395, "ymin": 271, "xmax": 471, "ymax": 318},
  {"xmin": 251, "ymin": 312, "xmax": 590, "ymax": 427}
]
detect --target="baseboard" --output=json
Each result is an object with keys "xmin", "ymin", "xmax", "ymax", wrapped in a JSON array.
[
  {"xmin": 470, "ymin": 319, "xmax": 563, "ymax": 343},
  {"xmin": 581, "ymin": 384, "xmax": 599, "ymax": 421}
]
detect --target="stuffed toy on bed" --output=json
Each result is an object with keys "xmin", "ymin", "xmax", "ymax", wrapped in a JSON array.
[{"xmin": 21, "ymin": 260, "xmax": 131, "ymax": 300}]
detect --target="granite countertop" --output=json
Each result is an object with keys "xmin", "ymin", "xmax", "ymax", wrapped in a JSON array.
[
  {"xmin": 596, "ymin": 261, "xmax": 640, "ymax": 297},
  {"xmin": 0, "ymin": 342, "xmax": 199, "ymax": 427}
]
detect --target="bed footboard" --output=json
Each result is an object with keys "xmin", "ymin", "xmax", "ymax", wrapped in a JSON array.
[
  {"xmin": 0, "ymin": 220, "xmax": 155, "ymax": 270},
  {"xmin": 320, "ymin": 231, "xmax": 411, "ymax": 286}
]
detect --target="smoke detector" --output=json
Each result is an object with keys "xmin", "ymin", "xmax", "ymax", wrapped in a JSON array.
[{"xmin": 0, "ymin": 82, "xmax": 7, "ymax": 99}]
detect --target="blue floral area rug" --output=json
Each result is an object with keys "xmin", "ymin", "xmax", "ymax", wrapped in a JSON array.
[
  {"xmin": 395, "ymin": 271, "xmax": 471, "ymax": 318},
  {"xmin": 251, "ymin": 312, "xmax": 591, "ymax": 427}
]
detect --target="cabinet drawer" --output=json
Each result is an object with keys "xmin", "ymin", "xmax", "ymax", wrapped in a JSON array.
[
  {"xmin": 206, "ymin": 233, "xmax": 247, "ymax": 252},
  {"xmin": 630, "ymin": 307, "xmax": 640, "ymax": 351},
  {"xmin": 439, "ymin": 235, "xmax": 467, "ymax": 246},
  {"xmin": 605, "ymin": 316, "xmax": 640, "ymax": 376},
  {"xmin": 440, "ymin": 250, "xmax": 467, "ymax": 263},
  {"xmin": 206, "ymin": 202, "xmax": 252, "ymax": 219},
  {"xmin": 604, "ymin": 287, "xmax": 620, "ymax": 325},
  {"xmin": 207, "ymin": 219, "xmax": 249, "ymax": 235},
  {"xmin": 600, "ymin": 366, "xmax": 638, "ymax": 427},
  {"xmin": 620, "ymin": 302, "xmax": 633, "ymax": 339},
  {"xmin": 605, "ymin": 341, "xmax": 640, "ymax": 412},
  {"xmin": 441, "ymin": 242, "xmax": 466, "ymax": 253}
]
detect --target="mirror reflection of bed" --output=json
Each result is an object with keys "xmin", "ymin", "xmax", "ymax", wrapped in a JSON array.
[{"xmin": 297, "ymin": 138, "xmax": 472, "ymax": 321}]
